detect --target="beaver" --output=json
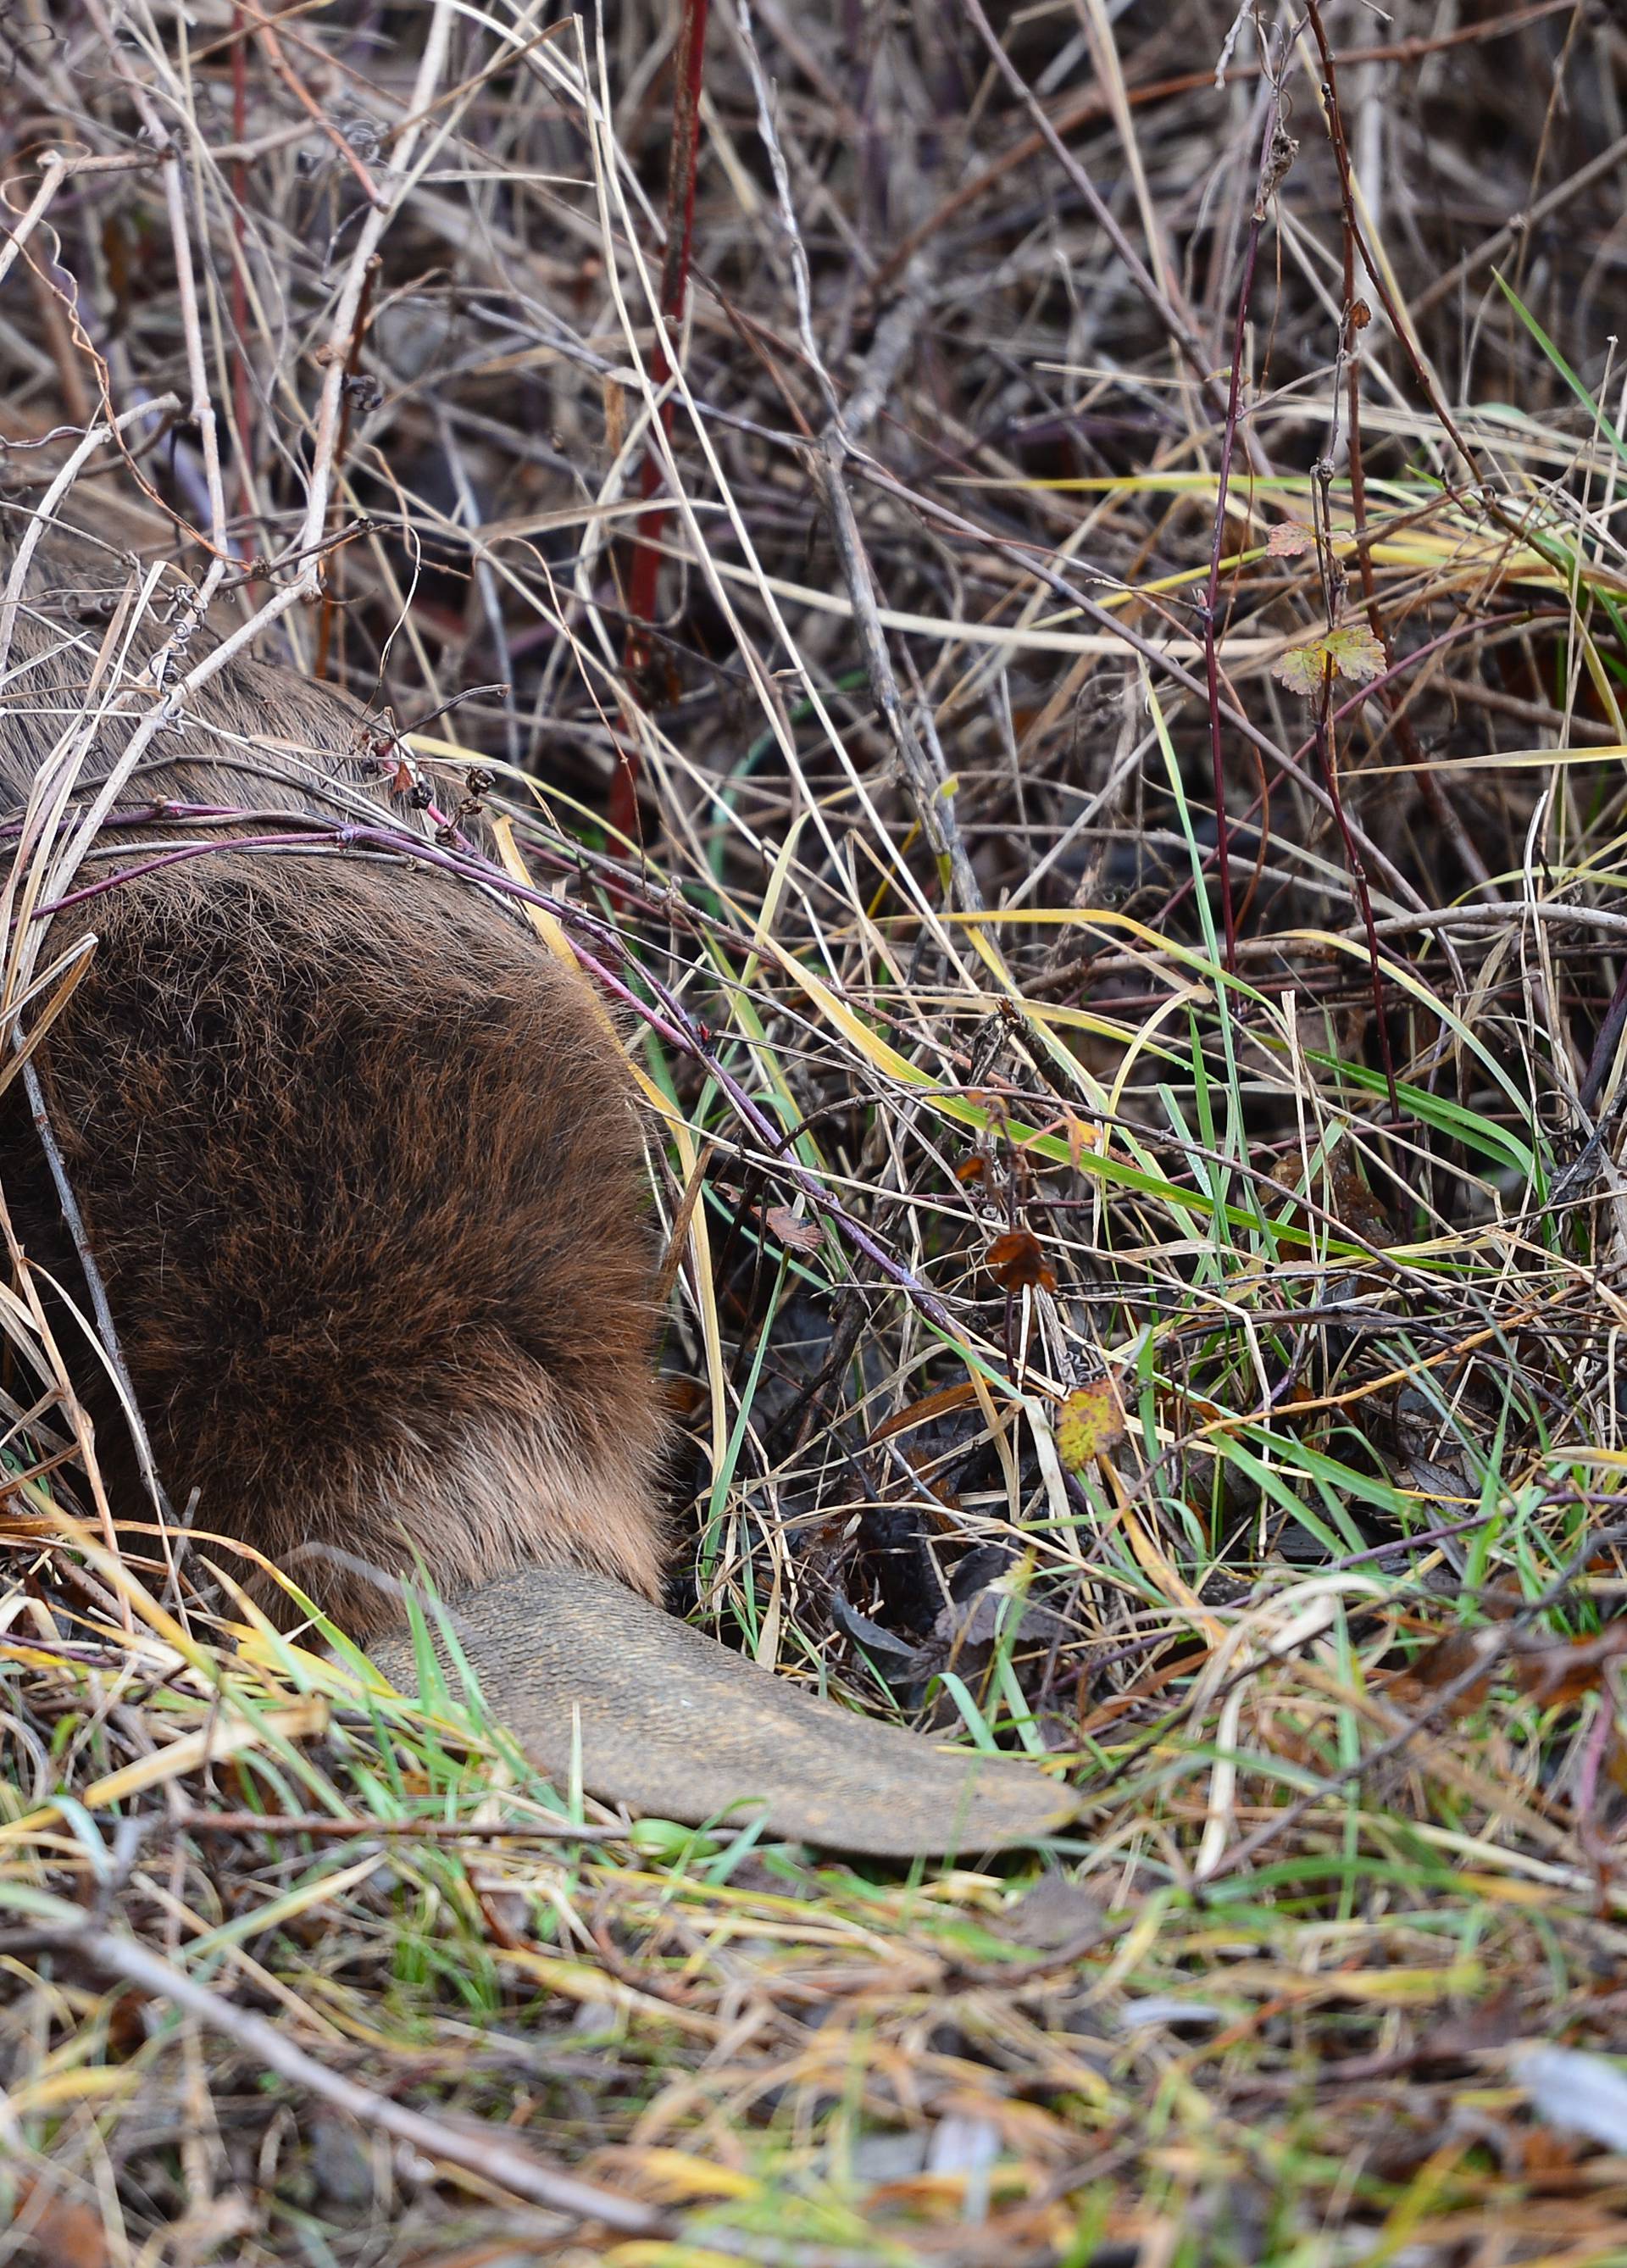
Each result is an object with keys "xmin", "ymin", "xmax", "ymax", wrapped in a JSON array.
[{"xmin": 0, "ymin": 516, "xmax": 1074, "ymax": 1856}]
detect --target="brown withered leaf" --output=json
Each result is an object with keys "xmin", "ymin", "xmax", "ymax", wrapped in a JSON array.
[
  {"xmin": 987, "ymin": 1229, "xmax": 1056, "ymax": 1294},
  {"xmin": 661, "ymin": 1375, "xmax": 708, "ymax": 1421},
  {"xmin": 1518, "ymin": 2124, "xmax": 1585, "ymax": 2182},
  {"xmin": 602, "ymin": 373, "xmax": 626, "ymax": 459},
  {"xmin": 868, "ymin": 1380, "xmax": 980, "ymax": 1447},
  {"xmin": 764, "ymin": 1203, "xmax": 823, "ymax": 1254},
  {"xmin": 1413, "ymin": 1985, "xmax": 1524, "ymax": 2066},
  {"xmin": 1386, "ymin": 1626, "xmax": 1501, "ymax": 1712},
  {"xmin": 1507, "ymin": 1622, "xmax": 1627, "ymax": 1709},
  {"xmin": 1267, "ymin": 518, "xmax": 1316, "ymax": 557},
  {"xmin": 9, "ymin": 2177, "xmax": 109, "ymax": 2268},
  {"xmin": 1391, "ymin": 1620, "xmax": 1627, "ymax": 1717},
  {"xmin": 1329, "ymin": 1164, "xmax": 1391, "ymax": 1243}
]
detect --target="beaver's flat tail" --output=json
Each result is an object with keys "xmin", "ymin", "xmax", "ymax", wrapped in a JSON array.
[{"xmin": 369, "ymin": 1565, "xmax": 1077, "ymax": 1858}]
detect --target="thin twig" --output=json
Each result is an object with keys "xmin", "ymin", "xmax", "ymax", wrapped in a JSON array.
[{"xmin": 34, "ymin": 1909, "xmax": 666, "ymax": 2232}]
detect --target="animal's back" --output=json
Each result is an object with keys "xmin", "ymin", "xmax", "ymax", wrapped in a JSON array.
[
  {"xmin": 0, "ymin": 529, "xmax": 668, "ymax": 1631},
  {"xmin": 0, "ymin": 520, "xmax": 1078, "ymax": 1857}
]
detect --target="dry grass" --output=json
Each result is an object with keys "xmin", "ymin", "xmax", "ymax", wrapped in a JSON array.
[{"xmin": 3, "ymin": 0, "xmax": 1627, "ymax": 2260}]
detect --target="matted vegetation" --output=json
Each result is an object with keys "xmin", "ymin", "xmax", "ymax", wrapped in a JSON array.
[{"xmin": 3, "ymin": 0, "xmax": 1627, "ymax": 2260}]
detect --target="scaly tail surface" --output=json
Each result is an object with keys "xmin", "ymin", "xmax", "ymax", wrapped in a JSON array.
[{"xmin": 370, "ymin": 1565, "xmax": 1078, "ymax": 1859}]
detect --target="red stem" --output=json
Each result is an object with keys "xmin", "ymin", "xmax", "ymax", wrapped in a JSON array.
[
  {"xmin": 1304, "ymin": 2, "xmax": 1402, "ymax": 1115},
  {"xmin": 613, "ymin": 0, "xmax": 711, "ymax": 839},
  {"xmin": 230, "ymin": 8, "xmax": 253, "ymax": 532},
  {"xmin": 1138, "ymin": 608, "xmax": 1531, "ymax": 943},
  {"xmin": 1201, "ymin": 81, "xmax": 1285, "ymax": 971}
]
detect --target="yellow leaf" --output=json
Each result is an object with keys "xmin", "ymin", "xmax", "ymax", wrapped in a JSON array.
[
  {"xmin": 11, "ymin": 2066, "xmax": 139, "ymax": 2112},
  {"xmin": 615, "ymin": 2148, "xmax": 762, "ymax": 2202},
  {"xmin": 1055, "ymin": 1380, "xmax": 1125, "ymax": 1470}
]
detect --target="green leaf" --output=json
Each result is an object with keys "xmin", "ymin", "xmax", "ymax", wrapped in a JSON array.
[
  {"xmin": 1492, "ymin": 270, "xmax": 1627, "ymax": 470},
  {"xmin": 1273, "ymin": 621, "xmax": 1386, "ymax": 698}
]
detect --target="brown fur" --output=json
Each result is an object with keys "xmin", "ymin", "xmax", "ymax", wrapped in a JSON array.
[{"xmin": 0, "ymin": 527, "xmax": 668, "ymax": 1632}]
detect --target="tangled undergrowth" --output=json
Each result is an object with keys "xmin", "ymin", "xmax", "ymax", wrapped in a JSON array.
[{"xmin": 3, "ymin": 0, "xmax": 1627, "ymax": 2260}]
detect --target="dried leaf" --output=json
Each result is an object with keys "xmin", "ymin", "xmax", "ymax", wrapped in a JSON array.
[
  {"xmin": 9, "ymin": 2178, "xmax": 109, "ymax": 2268},
  {"xmin": 1055, "ymin": 1379, "xmax": 1126, "ymax": 1470},
  {"xmin": 1414, "ymin": 1986, "xmax": 1523, "ymax": 2064},
  {"xmin": 987, "ymin": 1228, "xmax": 1056, "ymax": 1293},
  {"xmin": 764, "ymin": 1203, "xmax": 822, "ymax": 1254},
  {"xmin": 831, "ymin": 1593, "xmax": 924, "ymax": 1673},
  {"xmin": 1519, "ymin": 2124, "xmax": 1583, "ymax": 2179},
  {"xmin": 934, "ymin": 1584, "xmax": 1062, "ymax": 1651},
  {"xmin": 868, "ymin": 1380, "xmax": 980, "ymax": 1446},
  {"xmin": 1059, "ymin": 1109, "xmax": 1099, "ymax": 1170},
  {"xmin": 1387, "ymin": 1620, "xmax": 1627, "ymax": 1719},
  {"xmin": 1267, "ymin": 519, "xmax": 1316, "ymax": 557},
  {"xmin": 1329, "ymin": 1164, "xmax": 1391, "ymax": 1242},
  {"xmin": 1508, "ymin": 1622, "xmax": 1627, "ymax": 1708},
  {"xmin": 602, "ymin": 374, "xmax": 626, "ymax": 459},
  {"xmin": 661, "ymin": 1374, "xmax": 708, "ymax": 1420},
  {"xmin": 1388, "ymin": 1626, "xmax": 1500, "ymax": 1712}
]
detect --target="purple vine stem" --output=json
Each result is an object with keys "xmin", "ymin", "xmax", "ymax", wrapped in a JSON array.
[{"xmin": 25, "ymin": 809, "xmax": 962, "ymax": 1338}]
